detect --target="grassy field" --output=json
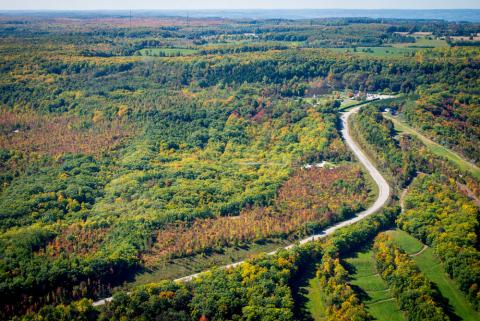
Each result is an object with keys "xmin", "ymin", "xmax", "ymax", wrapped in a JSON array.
[
  {"xmin": 305, "ymin": 277, "xmax": 328, "ymax": 321},
  {"xmin": 125, "ymin": 239, "xmax": 290, "ymax": 289},
  {"xmin": 208, "ymin": 39, "xmax": 304, "ymax": 47},
  {"xmin": 304, "ymin": 91, "xmax": 366, "ymax": 110},
  {"xmin": 387, "ymin": 229, "xmax": 480, "ymax": 321},
  {"xmin": 340, "ymin": 98, "xmax": 363, "ymax": 109},
  {"xmin": 138, "ymin": 48, "xmax": 198, "ymax": 56},
  {"xmin": 393, "ymin": 36, "xmax": 448, "ymax": 48},
  {"xmin": 328, "ymin": 46, "xmax": 416, "ymax": 58},
  {"xmin": 303, "ymin": 92, "xmax": 340, "ymax": 105},
  {"xmin": 303, "ymin": 229, "xmax": 479, "ymax": 321},
  {"xmin": 383, "ymin": 113, "xmax": 480, "ymax": 180},
  {"xmin": 384, "ymin": 229, "xmax": 423, "ymax": 254},
  {"xmin": 327, "ymin": 36, "xmax": 447, "ymax": 58},
  {"xmin": 345, "ymin": 248, "xmax": 406, "ymax": 321}
]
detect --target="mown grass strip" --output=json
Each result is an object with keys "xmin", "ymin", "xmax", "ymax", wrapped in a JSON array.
[
  {"xmin": 305, "ymin": 277, "xmax": 328, "ymax": 321},
  {"xmin": 345, "ymin": 249, "xmax": 406, "ymax": 321},
  {"xmin": 387, "ymin": 229, "xmax": 480, "ymax": 321},
  {"xmin": 384, "ymin": 113, "xmax": 480, "ymax": 180}
]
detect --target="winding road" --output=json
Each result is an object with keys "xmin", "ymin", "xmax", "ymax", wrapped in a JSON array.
[{"xmin": 92, "ymin": 105, "xmax": 391, "ymax": 306}]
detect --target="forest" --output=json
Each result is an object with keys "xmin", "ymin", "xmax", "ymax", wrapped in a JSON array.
[{"xmin": 0, "ymin": 11, "xmax": 479, "ymax": 321}]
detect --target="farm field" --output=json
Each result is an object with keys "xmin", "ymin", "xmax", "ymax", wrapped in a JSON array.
[
  {"xmin": 327, "ymin": 46, "xmax": 416, "ymax": 58},
  {"xmin": 393, "ymin": 35, "xmax": 448, "ymax": 48},
  {"xmin": 327, "ymin": 36, "xmax": 447, "ymax": 58}
]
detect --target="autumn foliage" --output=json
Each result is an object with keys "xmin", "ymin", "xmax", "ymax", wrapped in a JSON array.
[
  {"xmin": 143, "ymin": 164, "xmax": 369, "ymax": 265},
  {"xmin": 374, "ymin": 233, "xmax": 450, "ymax": 320},
  {"xmin": 0, "ymin": 111, "xmax": 134, "ymax": 156},
  {"xmin": 398, "ymin": 174, "xmax": 480, "ymax": 309}
]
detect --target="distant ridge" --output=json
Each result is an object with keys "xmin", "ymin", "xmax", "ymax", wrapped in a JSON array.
[{"xmin": 0, "ymin": 9, "xmax": 479, "ymax": 22}]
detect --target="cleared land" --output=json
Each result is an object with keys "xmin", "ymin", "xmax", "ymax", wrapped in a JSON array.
[
  {"xmin": 383, "ymin": 113, "xmax": 480, "ymax": 180},
  {"xmin": 328, "ymin": 36, "xmax": 447, "ymax": 58},
  {"xmin": 345, "ymin": 248, "xmax": 406, "ymax": 321},
  {"xmin": 130, "ymin": 239, "xmax": 289, "ymax": 287},
  {"xmin": 328, "ymin": 46, "xmax": 416, "ymax": 58},
  {"xmin": 303, "ymin": 91, "xmax": 366, "ymax": 109},
  {"xmin": 393, "ymin": 36, "xmax": 448, "ymax": 48},
  {"xmin": 387, "ymin": 229, "xmax": 480, "ymax": 321},
  {"xmin": 305, "ymin": 277, "xmax": 328, "ymax": 321},
  {"xmin": 384, "ymin": 229, "xmax": 423, "ymax": 254}
]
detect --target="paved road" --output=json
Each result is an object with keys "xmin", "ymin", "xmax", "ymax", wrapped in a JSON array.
[{"xmin": 92, "ymin": 105, "xmax": 390, "ymax": 306}]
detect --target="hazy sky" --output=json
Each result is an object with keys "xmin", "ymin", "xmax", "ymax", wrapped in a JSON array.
[{"xmin": 1, "ymin": 0, "xmax": 479, "ymax": 10}]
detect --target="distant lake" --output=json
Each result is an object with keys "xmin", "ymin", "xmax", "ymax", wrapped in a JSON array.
[
  {"xmin": 1, "ymin": 9, "xmax": 479, "ymax": 22},
  {"xmin": 163, "ymin": 9, "xmax": 480, "ymax": 22}
]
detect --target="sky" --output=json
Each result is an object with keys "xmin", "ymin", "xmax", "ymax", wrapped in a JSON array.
[{"xmin": 1, "ymin": 0, "xmax": 479, "ymax": 10}]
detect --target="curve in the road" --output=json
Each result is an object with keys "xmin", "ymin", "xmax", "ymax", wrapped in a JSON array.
[{"xmin": 92, "ymin": 105, "xmax": 390, "ymax": 306}]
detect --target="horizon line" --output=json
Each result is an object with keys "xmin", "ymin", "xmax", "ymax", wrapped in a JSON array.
[{"xmin": 1, "ymin": 8, "xmax": 480, "ymax": 11}]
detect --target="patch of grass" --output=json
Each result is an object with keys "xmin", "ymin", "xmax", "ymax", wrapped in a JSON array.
[
  {"xmin": 389, "ymin": 229, "xmax": 480, "ymax": 321},
  {"xmin": 207, "ymin": 39, "xmax": 304, "ymax": 47},
  {"xmin": 345, "ymin": 248, "xmax": 406, "ymax": 321},
  {"xmin": 328, "ymin": 47, "xmax": 416, "ymax": 58},
  {"xmin": 303, "ymin": 92, "xmax": 366, "ymax": 111},
  {"xmin": 368, "ymin": 299, "xmax": 405, "ymax": 320},
  {"xmin": 124, "ymin": 239, "xmax": 290, "ymax": 289},
  {"xmin": 327, "ymin": 36, "xmax": 447, "ymax": 58},
  {"xmin": 354, "ymin": 273, "xmax": 389, "ymax": 292},
  {"xmin": 291, "ymin": 252, "xmax": 324, "ymax": 321},
  {"xmin": 384, "ymin": 113, "xmax": 480, "ymax": 180},
  {"xmin": 305, "ymin": 278, "xmax": 328, "ymax": 321},
  {"xmin": 340, "ymin": 99, "xmax": 361, "ymax": 108},
  {"xmin": 385, "ymin": 229, "xmax": 423, "ymax": 255},
  {"xmin": 393, "ymin": 36, "xmax": 448, "ymax": 49}
]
